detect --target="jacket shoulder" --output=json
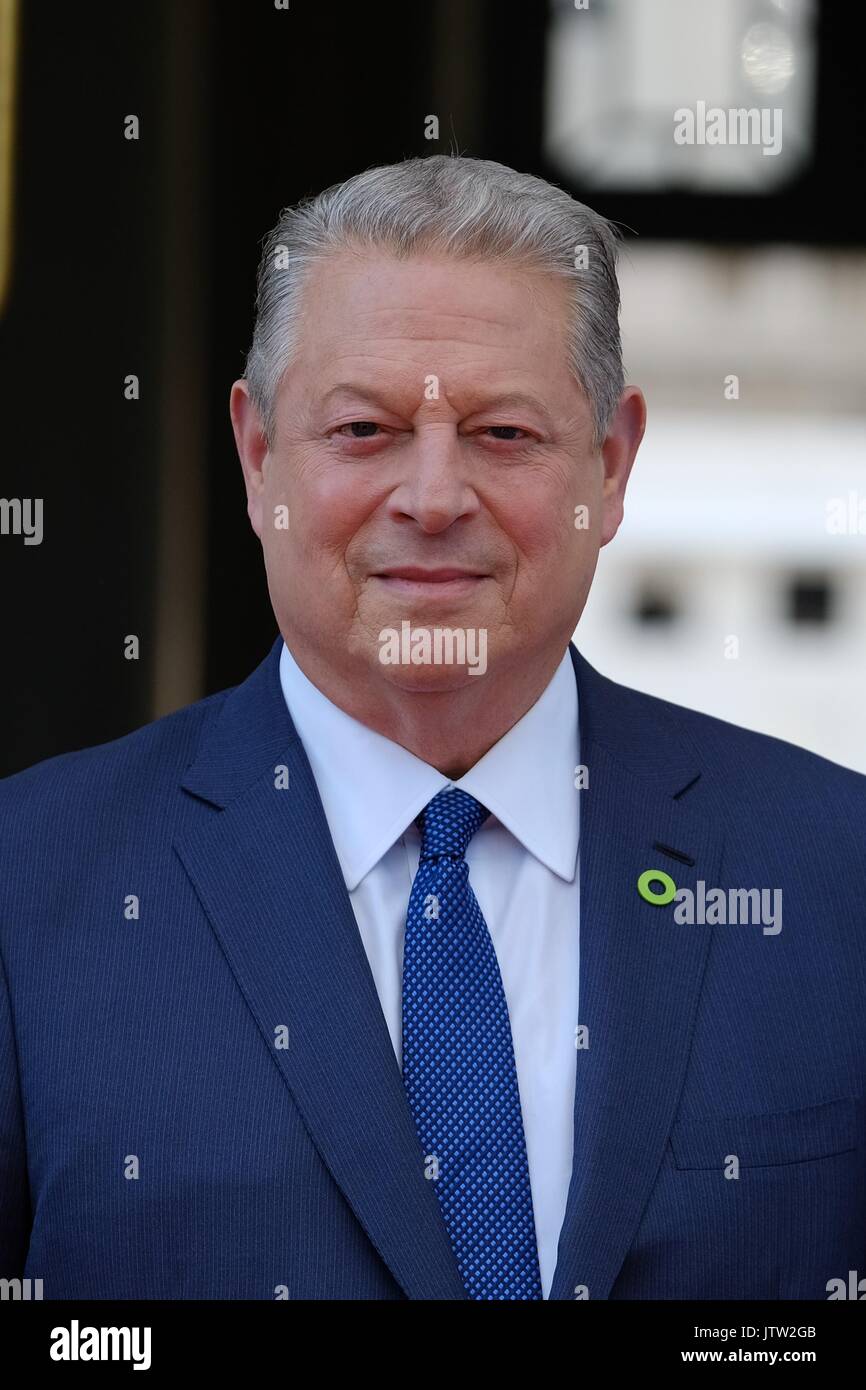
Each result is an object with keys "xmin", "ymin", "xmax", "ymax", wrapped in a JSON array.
[{"xmin": 598, "ymin": 667, "xmax": 866, "ymax": 804}]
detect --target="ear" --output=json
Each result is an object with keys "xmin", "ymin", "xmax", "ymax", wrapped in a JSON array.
[
  {"xmin": 229, "ymin": 379, "xmax": 269, "ymax": 539},
  {"xmin": 599, "ymin": 386, "xmax": 646, "ymax": 547}
]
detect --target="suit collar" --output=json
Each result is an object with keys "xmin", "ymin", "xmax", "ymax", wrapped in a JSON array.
[
  {"xmin": 568, "ymin": 642, "xmax": 706, "ymax": 795},
  {"xmin": 179, "ymin": 635, "xmax": 294, "ymax": 808},
  {"xmin": 182, "ymin": 633, "xmax": 704, "ymax": 809}
]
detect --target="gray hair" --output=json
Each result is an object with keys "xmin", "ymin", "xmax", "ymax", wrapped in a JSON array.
[{"xmin": 244, "ymin": 154, "xmax": 625, "ymax": 448}]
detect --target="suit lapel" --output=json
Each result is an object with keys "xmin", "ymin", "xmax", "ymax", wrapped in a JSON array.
[
  {"xmin": 174, "ymin": 636, "xmax": 465, "ymax": 1300},
  {"xmin": 548, "ymin": 648, "xmax": 724, "ymax": 1300}
]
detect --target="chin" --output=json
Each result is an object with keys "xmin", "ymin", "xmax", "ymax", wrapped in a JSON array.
[
  {"xmin": 378, "ymin": 664, "xmax": 489, "ymax": 694},
  {"xmin": 369, "ymin": 617, "xmax": 491, "ymax": 685}
]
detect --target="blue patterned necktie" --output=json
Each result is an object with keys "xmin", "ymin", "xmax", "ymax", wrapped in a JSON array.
[{"xmin": 401, "ymin": 787, "xmax": 543, "ymax": 1300}]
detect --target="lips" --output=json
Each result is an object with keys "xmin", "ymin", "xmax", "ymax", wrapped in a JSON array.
[
  {"xmin": 375, "ymin": 568, "xmax": 486, "ymax": 582},
  {"xmin": 372, "ymin": 568, "xmax": 489, "ymax": 601}
]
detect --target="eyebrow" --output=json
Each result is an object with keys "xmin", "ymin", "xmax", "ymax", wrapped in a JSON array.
[
  {"xmin": 320, "ymin": 385, "xmax": 389, "ymax": 408},
  {"xmin": 318, "ymin": 383, "xmax": 555, "ymax": 423}
]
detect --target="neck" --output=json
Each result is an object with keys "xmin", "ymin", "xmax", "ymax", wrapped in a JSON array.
[{"xmin": 287, "ymin": 643, "xmax": 569, "ymax": 778}]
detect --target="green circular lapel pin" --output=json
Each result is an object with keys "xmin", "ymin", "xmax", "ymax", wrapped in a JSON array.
[{"xmin": 637, "ymin": 869, "xmax": 677, "ymax": 905}]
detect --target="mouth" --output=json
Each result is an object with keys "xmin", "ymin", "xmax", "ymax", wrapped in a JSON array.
[{"xmin": 372, "ymin": 568, "xmax": 489, "ymax": 598}]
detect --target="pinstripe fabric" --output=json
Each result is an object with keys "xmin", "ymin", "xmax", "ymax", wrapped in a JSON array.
[{"xmin": 0, "ymin": 634, "xmax": 864, "ymax": 1299}]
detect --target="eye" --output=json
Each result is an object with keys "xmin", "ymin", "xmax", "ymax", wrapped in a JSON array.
[
  {"xmin": 483, "ymin": 425, "xmax": 531, "ymax": 442},
  {"xmin": 335, "ymin": 420, "xmax": 382, "ymax": 438}
]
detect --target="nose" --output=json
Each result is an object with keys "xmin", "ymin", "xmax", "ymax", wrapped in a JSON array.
[{"xmin": 385, "ymin": 424, "xmax": 480, "ymax": 534}]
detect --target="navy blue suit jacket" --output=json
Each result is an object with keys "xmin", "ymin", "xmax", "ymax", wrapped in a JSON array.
[{"xmin": 1, "ymin": 636, "xmax": 864, "ymax": 1299}]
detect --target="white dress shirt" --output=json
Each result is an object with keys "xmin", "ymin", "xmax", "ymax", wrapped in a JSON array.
[{"xmin": 278, "ymin": 640, "xmax": 580, "ymax": 1298}]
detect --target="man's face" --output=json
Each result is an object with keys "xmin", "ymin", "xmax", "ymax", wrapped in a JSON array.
[{"xmin": 233, "ymin": 249, "xmax": 642, "ymax": 693}]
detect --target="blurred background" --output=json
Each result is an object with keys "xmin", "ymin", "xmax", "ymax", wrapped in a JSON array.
[{"xmin": 1, "ymin": 0, "xmax": 864, "ymax": 777}]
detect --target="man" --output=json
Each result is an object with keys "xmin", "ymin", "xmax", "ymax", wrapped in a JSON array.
[{"xmin": 1, "ymin": 155, "xmax": 864, "ymax": 1301}]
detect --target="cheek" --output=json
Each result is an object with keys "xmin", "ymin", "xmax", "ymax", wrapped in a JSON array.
[
  {"xmin": 492, "ymin": 489, "xmax": 600, "ymax": 622},
  {"xmin": 490, "ymin": 457, "xmax": 594, "ymax": 553},
  {"xmin": 492, "ymin": 491, "xmax": 578, "ymax": 575},
  {"xmin": 269, "ymin": 454, "xmax": 380, "ymax": 563}
]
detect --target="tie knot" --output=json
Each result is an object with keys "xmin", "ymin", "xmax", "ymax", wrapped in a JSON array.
[{"xmin": 417, "ymin": 787, "xmax": 490, "ymax": 863}]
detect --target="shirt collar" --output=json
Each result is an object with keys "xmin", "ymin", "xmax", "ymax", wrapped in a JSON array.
[{"xmin": 278, "ymin": 641, "xmax": 579, "ymax": 891}]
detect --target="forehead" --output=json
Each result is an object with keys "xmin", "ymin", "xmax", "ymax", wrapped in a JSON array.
[{"xmin": 290, "ymin": 249, "xmax": 574, "ymax": 406}]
